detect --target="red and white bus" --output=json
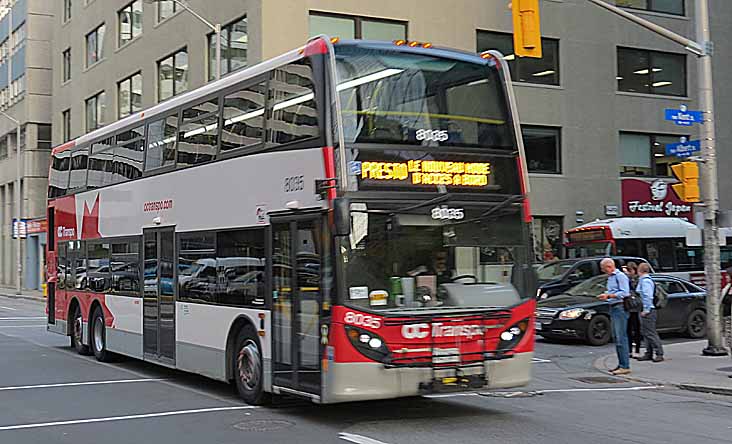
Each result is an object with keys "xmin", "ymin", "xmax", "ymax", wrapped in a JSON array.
[
  {"xmin": 565, "ymin": 217, "xmax": 732, "ymax": 285},
  {"xmin": 46, "ymin": 36, "xmax": 537, "ymax": 404}
]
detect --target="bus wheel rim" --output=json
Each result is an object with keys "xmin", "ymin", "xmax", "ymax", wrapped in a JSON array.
[
  {"xmin": 237, "ymin": 340, "xmax": 261, "ymax": 391},
  {"xmin": 74, "ymin": 314, "xmax": 83, "ymax": 345},
  {"xmin": 93, "ymin": 317, "xmax": 104, "ymax": 352}
]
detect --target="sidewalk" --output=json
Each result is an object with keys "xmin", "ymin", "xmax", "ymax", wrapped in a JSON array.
[
  {"xmin": 595, "ymin": 340, "xmax": 732, "ymax": 396},
  {"xmin": 0, "ymin": 287, "xmax": 45, "ymax": 303}
]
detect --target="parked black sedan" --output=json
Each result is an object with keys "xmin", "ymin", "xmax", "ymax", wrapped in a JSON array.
[
  {"xmin": 535, "ymin": 274, "xmax": 707, "ymax": 346},
  {"xmin": 535, "ymin": 256, "xmax": 650, "ymax": 300}
]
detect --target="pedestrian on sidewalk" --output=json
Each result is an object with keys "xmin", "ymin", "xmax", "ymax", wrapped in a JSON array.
[
  {"xmin": 598, "ymin": 258, "xmax": 631, "ymax": 375},
  {"xmin": 624, "ymin": 262, "xmax": 642, "ymax": 359},
  {"xmin": 636, "ymin": 263, "xmax": 664, "ymax": 362},
  {"xmin": 722, "ymin": 264, "xmax": 732, "ymax": 378}
]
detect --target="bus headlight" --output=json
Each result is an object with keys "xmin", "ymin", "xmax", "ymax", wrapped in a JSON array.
[
  {"xmin": 558, "ymin": 308, "xmax": 584, "ymax": 320},
  {"xmin": 345, "ymin": 325, "xmax": 391, "ymax": 363},
  {"xmin": 497, "ymin": 318, "xmax": 529, "ymax": 351}
]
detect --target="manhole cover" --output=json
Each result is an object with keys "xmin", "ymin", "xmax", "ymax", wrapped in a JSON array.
[
  {"xmin": 716, "ymin": 366, "xmax": 732, "ymax": 372},
  {"xmin": 572, "ymin": 376, "xmax": 625, "ymax": 384},
  {"xmin": 233, "ymin": 420, "xmax": 295, "ymax": 432}
]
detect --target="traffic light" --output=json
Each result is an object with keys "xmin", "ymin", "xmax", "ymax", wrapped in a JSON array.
[
  {"xmin": 671, "ymin": 161, "xmax": 700, "ymax": 203},
  {"xmin": 512, "ymin": 0, "xmax": 542, "ymax": 58}
]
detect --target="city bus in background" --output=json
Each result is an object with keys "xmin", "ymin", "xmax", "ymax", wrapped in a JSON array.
[
  {"xmin": 45, "ymin": 36, "xmax": 537, "ymax": 404},
  {"xmin": 564, "ymin": 217, "xmax": 732, "ymax": 286}
]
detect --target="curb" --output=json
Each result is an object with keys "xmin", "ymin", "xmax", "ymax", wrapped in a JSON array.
[
  {"xmin": 676, "ymin": 384, "xmax": 732, "ymax": 396},
  {"xmin": 0, "ymin": 293, "xmax": 46, "ymax": 303}
]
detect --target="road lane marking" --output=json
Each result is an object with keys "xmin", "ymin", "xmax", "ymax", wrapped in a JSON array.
[
  {"xmin": 0, "ymin": 406, "xmax": 258, "ymax": 431},
  {"xmin": 0, "ymin": 317, "xmax": 46, "ymax": 320},
  {"xmin": 424, "ymin": 385, "xmax": 664, "ymax": 399},
  {"xmin": 0, "ymin": 325, "xmax": 46, "ymax": 328},
  {"xmin": 339, "ymin": 432, "xmax": 391, "ymax": 444},
  {"xmin": 0, "ymin": 378, "xmax": 168, "ymax": 392},
  {"xmin": 532, "ymin": 357, "xmax": 552, "ymax": 363},
  {"xmin": 0, "ymin": 306, "xmax": 17, "ymax": 311}
]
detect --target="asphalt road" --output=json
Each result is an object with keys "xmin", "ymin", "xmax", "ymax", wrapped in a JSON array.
[{"xmin": 1, "ymin": 296, "xmax": 730, "ymax": 444}]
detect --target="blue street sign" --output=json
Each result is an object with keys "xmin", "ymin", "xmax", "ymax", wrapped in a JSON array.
[
  {"xmin": 348, "ymin": 161, "xmax": 362, "ymax": 175},
  {"xmin": 664, "ymin": 105, "xmax": 703, "ymax": 127},
  {"xmin": 666, "ymin": 139, "xmax": 701, "ymax": 158}
]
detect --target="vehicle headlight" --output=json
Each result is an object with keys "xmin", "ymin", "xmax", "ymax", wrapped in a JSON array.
[
  {"xmin": 497, "ymin": 319, "xmax": 530, "ymax": 351},
  {"xmin": 558, "ymin": 308, "xmax": 584, "ymax": 320},
  {"xmin": 540, "ymin": 292, "xmax": 549, "ymax": 300},
  {"xmin": 345, "ymin": 325, "xmax": 391, "ymax": 363}
]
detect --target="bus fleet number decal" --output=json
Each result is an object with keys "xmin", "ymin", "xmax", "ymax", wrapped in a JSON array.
[
  {"xmin": 284, "ymin": 175, "xmax": 305, "ymax": 193},
  {"xmin": 344, "ymin": 311, "xmax": 381, "ymax": 329}
]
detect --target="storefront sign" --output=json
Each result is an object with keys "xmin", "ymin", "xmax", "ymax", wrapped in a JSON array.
[
  {"xmin": 621, "ymin": 178, "xmax": 693, "ymax": 220},
  {"xmin": 26, "ymin": 219, "xmax": 47, "ymax": 234}
]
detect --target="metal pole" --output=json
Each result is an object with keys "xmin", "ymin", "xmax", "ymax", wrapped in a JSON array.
[
  {"xmin": 215, "ymin": 23, "xmax": 222, "ymax": 80},
  {"xmin": 697, "ymin": 0, "xmax": 726, "ymax": 356}
]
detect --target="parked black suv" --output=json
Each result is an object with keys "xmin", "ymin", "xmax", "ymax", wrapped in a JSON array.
[{"xmin": 536, "ymin": 256, "xmax": 651, "ymax": 300}]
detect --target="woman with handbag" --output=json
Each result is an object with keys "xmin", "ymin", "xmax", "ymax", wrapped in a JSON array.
[{"xmin": 624, "ymin": 262, "xmax": 643, "ymax": 359}]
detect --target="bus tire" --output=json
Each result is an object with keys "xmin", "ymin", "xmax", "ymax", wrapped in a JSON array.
[
  {"xmin": 90, "ymin": 305, "xmax": 112, "ymax": 362},
  {"xmin": 233, "ymin": 326, "xmax": 268, "ymax": 405},
  {"xmin": 70, "ymin": 303, "xmax": 90, "ymax": 355},
  {"xmin": 586, "ymin": 315, "xmax": 611, "ymax": 346},
  {"xmin": 685, "ymin": 309, "xmax": 707, "ymax": 339}
]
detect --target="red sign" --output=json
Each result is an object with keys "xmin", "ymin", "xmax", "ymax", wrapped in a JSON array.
[
  {"xmin": 26, "ymin": 219, "xmax": 47, "ymax": 234},
  {"xmin": 621, "ymin": 178, "xmax": 693, "ymax": 220}
]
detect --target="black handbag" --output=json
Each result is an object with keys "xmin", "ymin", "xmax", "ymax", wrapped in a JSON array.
[{"xmin": 624, "ymin": 291, "xmax": 643, "ymax": 312}]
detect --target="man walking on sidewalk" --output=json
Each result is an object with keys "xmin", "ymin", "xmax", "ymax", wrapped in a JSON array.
[
  {"xmin": 636, "ymin": 263, "xmax": 664, "ymax": 362},
  {"xmin": 598, "ymin": 258, "xmax": 631, "ymax": 375}
]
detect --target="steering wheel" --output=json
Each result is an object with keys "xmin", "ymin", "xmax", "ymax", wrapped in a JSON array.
[{"xmin": 451, "ymin": 274, "xmax": 477, "ymax": 283}]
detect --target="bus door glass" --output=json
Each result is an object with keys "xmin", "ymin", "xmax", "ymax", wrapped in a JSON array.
[
  {"xmin": 644, "ymin": 240, "xmax": 674, "ymax": 272},
  {"xmin": 271, "ymin": 215, "xmax": 323, "ymax": 395}
]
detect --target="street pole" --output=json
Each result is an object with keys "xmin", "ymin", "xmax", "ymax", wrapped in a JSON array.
[{"xmin": 587, "ymin": 0, "xmax": 726, "ymax": 355}]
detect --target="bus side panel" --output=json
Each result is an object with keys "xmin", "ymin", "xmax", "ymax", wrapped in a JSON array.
[
  {"xmin": 105, "ymin": 294, "xmax": 143, "ymax": 359},
  {"xmin": 174, "ymin": 302, "xmax": 271, "ymax": 383}
]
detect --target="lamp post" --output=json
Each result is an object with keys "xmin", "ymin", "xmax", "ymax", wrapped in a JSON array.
[{"xmin": 145, "ymin": 0, "xmax": 222, "ymax": 79}]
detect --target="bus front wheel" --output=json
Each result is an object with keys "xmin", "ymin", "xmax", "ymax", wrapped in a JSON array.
[{"xmin": 233, "ymin": 326, "xmax": 268, "ymax": 405}]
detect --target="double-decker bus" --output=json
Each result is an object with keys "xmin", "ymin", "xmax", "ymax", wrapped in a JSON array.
[
  {"xmin": 45, "ymin": 36, "xmax": 537, "ymax": 404},
  {"xmin": 565, "ymin": 217, "xmax": 732, "ymax": 285}
]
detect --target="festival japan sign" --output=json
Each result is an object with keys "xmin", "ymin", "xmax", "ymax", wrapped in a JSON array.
[{"xmin": 621, "ymin": 178, "xmax": 693, "ymax": 220}]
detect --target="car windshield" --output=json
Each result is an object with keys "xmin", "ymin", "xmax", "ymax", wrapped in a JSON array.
[
  {"xmin": 566, "ymin": 274, "xmax": 609, "ymax": 297},
  {"xmin": 341, "ymin": 203, "xmax": 535, "ymax": 312},
  {"xmin": 335, "ymin": 44, "xmax": 513, "ymax": 149},
  {"xmin": 536, "ymin": 260, "xmax": 577, "ymax": 281}
]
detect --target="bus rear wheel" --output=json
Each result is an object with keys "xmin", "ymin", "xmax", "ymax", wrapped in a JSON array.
[
  {"xmin": 233, "ymin": 326, "xmax": 267, "ymax": 405},
  {"xmin": 70, "ymin": 304, "xmax": 90, "ymax": 355},
  {"xmin": 90, "ymin": 306, "xmax": 112, "ymax": 362}
]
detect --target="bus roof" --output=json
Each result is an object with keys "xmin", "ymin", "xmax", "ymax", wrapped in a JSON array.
[{"xmin": 568, "ymin": 217, "xmax": 696, "ymax": 239}]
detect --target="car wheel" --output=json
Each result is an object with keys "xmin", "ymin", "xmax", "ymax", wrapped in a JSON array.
[
  {"xmin": 586, "ymin": 315, "xmax": 611, "ymax": 346},
  {"xmin": 685, "ymin": 309, "xmax": 707, "ymax": 339},
  {"xmin": 70, "ymin": 304, "xmax": 90, "ymax": 355},
  {"xmin": 90, "ymin": 306, "xmax": 113, "ymax": 362},
  {"xmin": 233, "ymin": 326, "xmax": 269, "ymax": 405}
]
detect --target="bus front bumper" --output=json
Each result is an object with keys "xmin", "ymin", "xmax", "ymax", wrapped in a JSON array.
[{"xmin": 322, "ymin": 351, "xmax": 533, "ymax": 403}]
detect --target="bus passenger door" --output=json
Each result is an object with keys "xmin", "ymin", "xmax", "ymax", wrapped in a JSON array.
[
  {"xmin": 143, "ymin": 228, "xmax": 176, "ymax": 364},
  {"xmin": 270, "ymin": 214, "xmax": 323, "ymax": 399}
]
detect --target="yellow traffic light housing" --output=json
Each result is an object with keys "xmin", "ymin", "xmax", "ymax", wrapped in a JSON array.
[
  {"xmin": 512, "ymin": 0, "xmax": 542, "ymax": 58},
  {"xmin": 671, "ymin": 162, "xmax": 700, "ymax": 203}
]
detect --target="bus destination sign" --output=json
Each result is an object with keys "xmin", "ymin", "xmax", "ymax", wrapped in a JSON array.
[{"xmin": 354, "ymin": 160, "xmax": 492, "ymax": 187}]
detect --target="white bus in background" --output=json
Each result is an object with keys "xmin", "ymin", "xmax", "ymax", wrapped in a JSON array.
[{"xmin": 564, "ymin": 217, "xmax": 732, "ymax": 286}]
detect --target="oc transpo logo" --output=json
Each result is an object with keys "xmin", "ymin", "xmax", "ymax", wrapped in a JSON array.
[{"xmin": 401, "ymin": 323, "xmax": 485, "ymax": 340}]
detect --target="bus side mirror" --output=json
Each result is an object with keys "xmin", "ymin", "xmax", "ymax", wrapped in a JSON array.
[{"xmin": 334, "ymin": 197, "xmax": 351, "ymax": 237}]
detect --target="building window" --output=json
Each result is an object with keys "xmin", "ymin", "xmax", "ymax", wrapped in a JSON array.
[
  {"xmin": 156, "ymin": 0, "xmax": 178, "ymax": 23},
  {"xmin": 477, "ymin": 31, "xmax": 560, "ymax": 86},
  {"xmin": 619, "ymin": 132, "xmax": 682, "ymax": 177},
  {"xmin": 63, "ymin": 0, "xmax": 72, "ymax": 22},
  {"xmin": 62, "ymin": 109, "xmax": 71, "ymax": 142},
  {"xmin": 615, "ymin": 0, "xmax": 684, "ymax": 15},
  {"xmin": 0, "ymin": 137, "xmax": 6, "ymax": 158},
  {"xmin": 86, "ymin": 23, "xmax": 106, "ymax": 67},
  {"xmin": 0, "ymin": 39, "xmax": 8, "ymax": 63},
  {"xmin": 208, "ymin": 16, "xmax": 248, "ymax": 81},
  {"xmin": 617, "ymin": 47, "xmax": 686, "ymax": 96},
  {"xmin": 37, "ymin": 124, "xmax": 52, "ymax": 150},
  {"xmin": 157, "ymin": 48, "xmax": 188, "ymax": 101},
  {"xmin": 11, "ymin": 23, "xmax": 26, "ymax": 53},
  {"xmin": 118, "ymin": 72, "xmax": 142, "ymax": 118},
  {"xmin": 522, "ymin": 126, "xmax": 561, "ymax": 174},
  {"xmin": 118, "ymin": 1, "xmax": 143, "ymax": 47},
  {"xmin": 63, "ymin": 48, "xmax": 71, "ymax": 82},
  {"xmin": 309, "ymin": 12, "xmax": 407, "ymax": 40},
  {"xmin": 533, "ymin": 217, "xmax": 563, "ymax": 262},
  {"xmin": 85, "ymin": 91, "xmax": 106, "ymax": 132}
]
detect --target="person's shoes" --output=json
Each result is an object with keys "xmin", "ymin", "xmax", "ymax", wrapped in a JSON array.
[
  {"xmin": 608, "ymin": 366, "xmax": 620, "ymax": 374},
  {"xmin": 636, "ymin": 355, "xmax": 653, "ymax": 362},
  {"xmin": 612, "ymin": 368, "xmax": 632, "ymax": 375},
  {"xmin": 652, "ymin": 356, "xmax": 665, "ymax": 363}
]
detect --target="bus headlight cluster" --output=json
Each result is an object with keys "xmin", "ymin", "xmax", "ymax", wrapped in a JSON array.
[
  {"xmin": 345, "ymin": 325, "xmax": 391, "ymax": 363},
  {"xmin": 497, "ymin": 319, "xmax": 529, "ymax": 351}
]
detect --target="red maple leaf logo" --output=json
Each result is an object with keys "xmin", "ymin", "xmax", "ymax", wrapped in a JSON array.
[{"xmin": 81, "ymin": 194, "xmax": 101, "ymax": 239}]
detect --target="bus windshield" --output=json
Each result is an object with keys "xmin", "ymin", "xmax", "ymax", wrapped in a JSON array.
[
  {"xmin": 566, "ymin": 242, "xmax": 612, "ymax": 258},
  {"xmin": 335, "ymin": 44, "xmax": 513, "ymax": 149},
  {"xmin": 342, "ymin": 204, "xmax": 534, "ymax": 312}
]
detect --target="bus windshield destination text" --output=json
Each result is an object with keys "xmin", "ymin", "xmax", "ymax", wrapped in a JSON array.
[{"xmin": 360, "ymin": 160, "xmax": 491, "ymax": 187}]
